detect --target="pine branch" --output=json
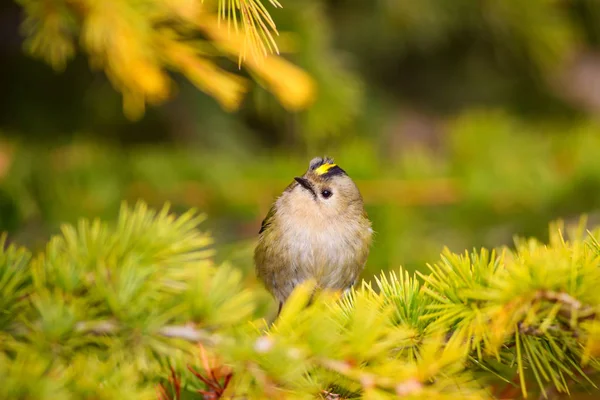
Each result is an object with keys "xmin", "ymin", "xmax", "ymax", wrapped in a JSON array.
[
  {"xmin": 16, "ymin": 0, "xmax": 316, "ymax": 120},
  {"xmin": 533, "ymin": 290, "xmax": 597, "ymax": 321},
  {"xmin": 74, "ymin": 321, "xmax": 220, "ymax": 345},
  {"xmin": 4, "ymin": 203, "xmax": 600, "ymax": 399},
  {"xmin": 159, "ymin": 325, "xmax": 216, "ymax": 343},
  {"xmin": 318, "ymin": 357, "xmax": 424, "ymax": 395}
]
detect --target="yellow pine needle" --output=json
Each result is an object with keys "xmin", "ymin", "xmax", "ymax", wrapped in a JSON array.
[{"xmin": 216, "ymin": 0, "xmax": 280, "ymax": 64}]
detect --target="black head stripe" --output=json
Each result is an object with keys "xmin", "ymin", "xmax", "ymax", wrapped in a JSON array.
[{"xmin": 320, "ymin": 165, "xmax": 346, "ymax": 179}]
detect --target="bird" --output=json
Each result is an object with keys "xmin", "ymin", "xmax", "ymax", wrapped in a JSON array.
[{"xmin": 254, "ymin": 156, "xmax": 373, "ymax": 316}]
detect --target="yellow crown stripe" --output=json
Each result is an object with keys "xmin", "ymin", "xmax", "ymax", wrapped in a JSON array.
[{"xmin": 315, "ymin": 163, "xmax": 337, "ymax": 175}]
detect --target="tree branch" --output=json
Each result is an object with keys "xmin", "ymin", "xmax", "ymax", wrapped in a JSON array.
[
  {"xmin": 75, "ymin": 320, "xmax": 219, "ymax": 345},
  {"xmin": 317, "ymin": 357, "xmax": 423, "ymax": 396},
  {"xmin": 159, "ymin": 325, "xmax": 216, "ymax": 343},
  {"xmin": 534, "ymin": 290, "xmax": 597, "ymax": 321}
]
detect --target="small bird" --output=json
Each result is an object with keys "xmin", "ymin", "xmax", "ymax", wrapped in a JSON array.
[{"xmin": 254, "ymin": 156, "xmax": 373, "ymax": 316}]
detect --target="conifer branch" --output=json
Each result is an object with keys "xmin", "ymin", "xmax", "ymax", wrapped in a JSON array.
[
  {"xmin": 75, "ymin": 320, "xmax": 219, "ymax": 344},
  {"xmin": 3, "ymin": 204, "xmax": 600, "ymax": 399},
  {"xmin": 534, "ymin": 289, "xmax": 597, "ymax": 321},
  {"xmin": 158, "ymin": 325, "xmax": 217, "ymax": 344},
  {"xmin": 317, "ymin": 357, "xmax": 423, "ymax": 395},
  {"xmin": 16, "ymin": 0, "xmax": 317, "ymax": 120},
  {"xmin": 75, "ymin": 321, "xmax": 117, "ymax": 335}
]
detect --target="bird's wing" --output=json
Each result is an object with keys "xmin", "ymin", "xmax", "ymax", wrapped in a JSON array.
[{"xmin": 259, "ymin": 204, "xmax": 276, "ymax": 234}]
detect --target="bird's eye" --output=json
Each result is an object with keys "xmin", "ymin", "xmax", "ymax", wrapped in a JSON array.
[{"xmin": 321, "ymin": 189, "xmax": 333, "ymax": 199}]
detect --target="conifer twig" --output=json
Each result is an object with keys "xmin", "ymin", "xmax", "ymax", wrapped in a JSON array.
[
  {"xmin": 75, "ymin": 320, "xmax": 117, "ymax": 335},
  {"xmin": 517, "ymin": 322, "xmax": 563, "ymax": 336},
  {"xmin": 317, "ymin": 358, "xmax": 423, "ymax": 395},
  {"xmin": 75, "ymin": 321, "xmax": 219, "ymax": 345},
  {"xmin": 535, "ymin": 290, "xmax": 583, "ymax": 310},
  {"xmin": 534, "ymin": 290, "xmax": 597, "ymax": 321},
  {"xmin": 159, "ymin": 325, "xmax": 217, "ymax": 343}
]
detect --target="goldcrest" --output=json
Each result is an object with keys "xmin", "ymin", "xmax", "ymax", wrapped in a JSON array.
[{"xmin": 254, "ymin": 157, "xmax": 373, "ymax": 315}]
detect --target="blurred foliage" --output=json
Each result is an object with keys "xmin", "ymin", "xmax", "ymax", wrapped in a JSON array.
[
  {"xmin": 5, "ymin": 110, "xmax": 600, "ymax": 282},
  {"xmin": 16, "ymin": 0, "xmax": 315, "ymax": 119},
  {"xmin": 5, "ymin": 0, "xmax": 600, "ymax": 335}
]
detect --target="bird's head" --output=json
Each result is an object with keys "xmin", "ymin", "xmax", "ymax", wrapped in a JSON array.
[{"xmin": 288, "ymin": 156, "xmax": 364, "ymax": 219}]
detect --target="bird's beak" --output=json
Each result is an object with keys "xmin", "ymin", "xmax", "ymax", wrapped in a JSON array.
[{"xmin": 294, "ymin": 177, "xmax": 317, "ymax": 198}]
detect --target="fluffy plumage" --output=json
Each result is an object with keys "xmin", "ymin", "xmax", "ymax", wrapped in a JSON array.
[{"xmin": 254, "ymin": 157, "xmax": 373, "ymax": 313}]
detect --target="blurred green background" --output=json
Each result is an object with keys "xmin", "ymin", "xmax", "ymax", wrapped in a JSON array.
[{"xmin": 4, "ymin": 0, "xmax": 600, "ymax": 284}]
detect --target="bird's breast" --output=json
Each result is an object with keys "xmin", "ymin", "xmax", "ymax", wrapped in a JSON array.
[{"xmin": 279, "ymin": 214, "xmax": 367, "ymax": 287}]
